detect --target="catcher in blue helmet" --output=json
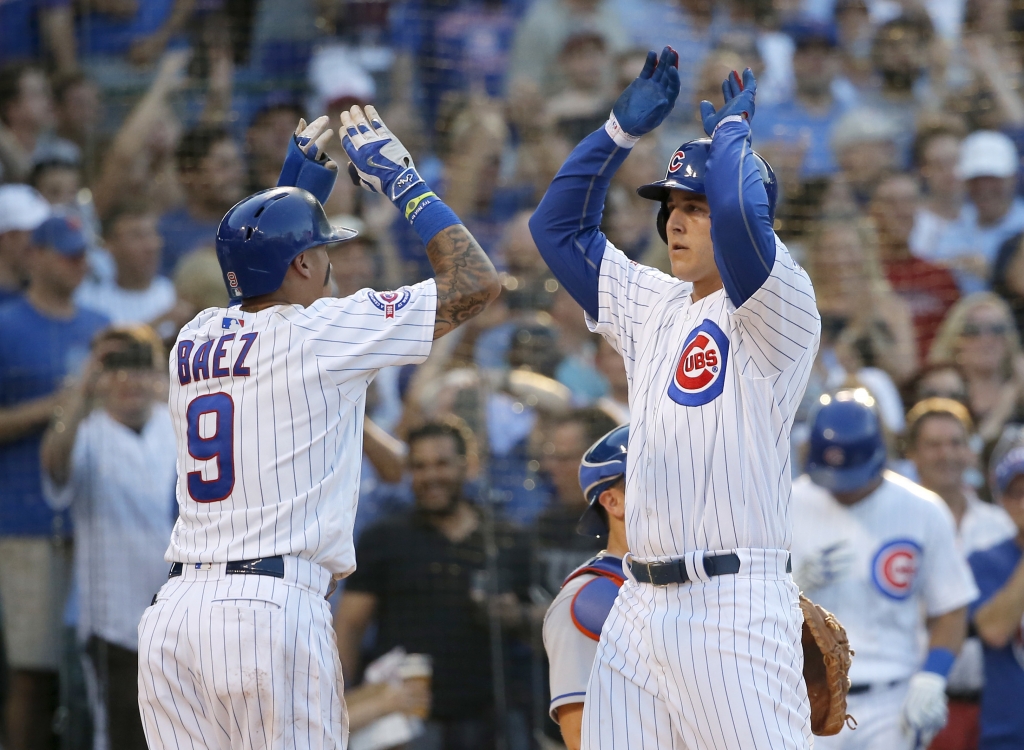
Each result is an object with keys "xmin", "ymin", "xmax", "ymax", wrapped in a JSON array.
[
  {"xmin": 543, "ymin": 425, "xmax": 630, "ymax": 750},
  {"xmin": 529, "ymin": 45, "xmax": 823, "ymax": 749}
]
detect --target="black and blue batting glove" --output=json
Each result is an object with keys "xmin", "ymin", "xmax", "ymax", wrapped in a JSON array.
[
  {"xmin": 609, "ymin": 46, "xmax": 680, "ymax": 140},
  {"xmin": 340, "ymin": 105, "xmax": 424, "ymax": 205},
  {"xmin": 700, "ymin": 67, "xmax": 757, "ymax": 137}
]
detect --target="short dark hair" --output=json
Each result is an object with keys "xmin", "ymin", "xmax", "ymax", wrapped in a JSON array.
[
  {"xmin": 911, "ymin": 114, "xmax": 968, "ymax": 168},
  {"xmin": 564, "ymin": 407, "xmax": 619, "ymax": 450},
  {"xmin": 51, "ymin": 71, "xmax": 91, "ymax": 104},
  {"xmin": 102, "ymin": 200, "xmax": 156, "ymax": 239},
  {"xmin": 30, "ymin": 156, "xmax": 80, "ymax": 188},
  {"xmin": 407, "ymin": 417, "xmax": 476, "ymax": 459},
  {"xmin": 176, "ymin": 124, "xmax": 234, "ymax": 173},
  {"xmin": 904, "ymin": 397, "xmax": 974, "ymax": 449},
  {"xmin": 0, "ymin": 63, "xmax": 39, "ymax": 124}
]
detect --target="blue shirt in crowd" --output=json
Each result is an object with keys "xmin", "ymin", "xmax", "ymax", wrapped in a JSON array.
[
  {"xmin": 0, "ymin": 0, "xmax": 69, "ymax": 66},
  {"xmin": 0, "ymin": 298, "xmax": 108, "ymax": 538},
  {"xmin": 752, "ymin": 98, "xmax": 848, "ymax": 179},
  {"xmin": 930, "ymin": 198, "xmax": 1024, "ymax": 293},
  {"xmin": 157, "ymin": 207, "xmax": 219, "ymax": 278},
  {"xmin": 968, "ymin": 538, "xmax": 1024, "ymax": 750},
  {"xmin": 75, "ymin": 0, "xmax": 174, "ymax": 55}
]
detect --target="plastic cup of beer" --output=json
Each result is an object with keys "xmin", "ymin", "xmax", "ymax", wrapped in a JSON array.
[{"xmin": 398, "ymin": 653, "xmax": 432, "ymax": 719}]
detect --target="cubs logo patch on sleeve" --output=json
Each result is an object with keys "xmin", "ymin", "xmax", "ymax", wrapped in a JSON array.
[
  {"xmin": 871, "ymin": 539, "xmax": 921, "ymax": 600},
  {"xmin": 667, "ymin": 319, "xmax": 730, "ymax": 407},
  {"xmin": 369, "ymin": 289, "xmax": 412, "ymax": 319}
]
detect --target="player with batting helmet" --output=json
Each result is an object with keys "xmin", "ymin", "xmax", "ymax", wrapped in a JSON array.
[
  {"xmin": 792, "ymin": 389, "xmax": 978, "ymax": 750},
  {"xmin": 544, "ymin": 424, "xmax": 629, "ymax": 750}
]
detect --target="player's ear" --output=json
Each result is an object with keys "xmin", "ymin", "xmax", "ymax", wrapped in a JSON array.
[
  {"xmin": 290, "ymin": 251, "xmax": 315, "ymax": 279},
  {"xmin": 598, "ymin": 482, "xmax": 626, "ymax": 521}
]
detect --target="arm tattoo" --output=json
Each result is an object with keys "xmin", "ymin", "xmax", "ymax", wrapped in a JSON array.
[{"xmin": 427, "ymin": 224, "xmax": 501, "ymax": 339}]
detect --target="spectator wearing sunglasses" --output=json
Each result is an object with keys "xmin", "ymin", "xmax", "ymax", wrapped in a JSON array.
[{"xmin": 930, "ymin": 293, "xmax": 1024, "ymax": 445}]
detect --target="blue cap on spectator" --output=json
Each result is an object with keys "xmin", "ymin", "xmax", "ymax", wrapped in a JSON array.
[
  {"xmin": 782, "ymin": 20, "xmax": 839, "ymax": 48},
  {"xmin": 994, "ymin": 446, "xmax": 1024, "ymax": 495},
  {"xmin": 31, "ymin": 212, "xmax": 87, "ymax": 256}
]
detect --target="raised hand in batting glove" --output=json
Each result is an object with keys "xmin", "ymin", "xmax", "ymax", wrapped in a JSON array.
[
  {"xmin": 901, "ymin": 671, "xmax": 949, "ymax": 748},
  {"xmin": 295, "ymin": 115, "xmax": 337, "ymax": 168},
  {"xmin": 340, "ymin": 105, "xmax": 424, "ymax": 205},
  {"xmin": 700, "ymin": 67, "xmax": 757, "ymax": 137},
  {"xmin": 608, "ymin": 46, "xmax": 680, "ymax": 142},
  {"xmin": 277, "ymin": 115, "xmax": 338, "ymax": 206}
]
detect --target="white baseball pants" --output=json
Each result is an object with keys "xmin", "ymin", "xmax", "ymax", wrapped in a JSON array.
[
  {"xmin": 581, "ymin": 549, "xmax": 812, "ymax": 750},
  {"xmin": 812, "ymin": 681, "xmax": 913, "ymax": 750},
  {"xmin": 138, "ymin": 556, "xmax": 347, "ymax": 750}
]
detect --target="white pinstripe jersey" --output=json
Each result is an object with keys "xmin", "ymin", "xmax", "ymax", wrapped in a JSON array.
[
  {"xmin": 588, "ymin": 238, "xmax": 820, "ymax": 560},
  {"xmin": 166, "ymin": 281, "xmax": 436, "ymax": 577}
]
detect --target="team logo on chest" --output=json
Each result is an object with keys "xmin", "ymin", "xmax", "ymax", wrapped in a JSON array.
[
  {"xmin": 369, "ymin": 289, "xmax": 411, "ymax": 318},
  {"xmin": 871, "ymin": 539, "xmax": 921, "ymax": 600},
  {"xmin": 667, "ymin": 319, "xmax": 730, "ymax": 407}
]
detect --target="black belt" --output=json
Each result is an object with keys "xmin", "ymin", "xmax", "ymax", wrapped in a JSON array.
[
  {"xmin": 168, "ymin": 556, "xmax": 285, "ymax": 579},
  {"xmin": 629, "ymin": 552, "xmax": 745, "ymax": 586},
  {"xmin": 848, "ymin": 680, "xmax": 901, "ymax": 695}
]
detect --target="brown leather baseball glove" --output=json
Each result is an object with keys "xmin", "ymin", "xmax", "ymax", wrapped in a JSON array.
[{"xmin": 800, "ymin": 594, "xmax": 855, "ymax": 736}]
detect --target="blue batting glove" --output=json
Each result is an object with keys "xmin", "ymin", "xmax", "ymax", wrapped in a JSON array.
[
  {"xmin": 610, "ymin": 46, "xmax": 680, "ymax": 138},
  {"xmin": 700, "ymin": 67, "xmax": 757, "ymax": 136},
  {"xmin": 340, "ymin": 105, "xmax": 424, "ymax": 204}
]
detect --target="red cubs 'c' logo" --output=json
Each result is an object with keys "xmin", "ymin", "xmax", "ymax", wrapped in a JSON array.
[
  {"xmin": 669, "ymin": 150, "xmax": 686, "ymax": 173},
  {"xmin": 675, "ymin": 333, "xmax": 721, "ymax": 391},
  {"xmin": 871, "ymin": 540, "xmax": 921, "ymax": 600}
]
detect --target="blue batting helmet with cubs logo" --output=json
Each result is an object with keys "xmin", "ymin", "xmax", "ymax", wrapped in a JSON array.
[
  {"xmin": 577, "ymin": 424, "xmax": 629, "ymax": 538},
  {"xmin": 805, "ymin": 388, "xmax": 887, "ymax": 494},
  {"xmin": 216, "ymin": 187, "xmax": 358, "ymax": 301},
  {"xmin": 637, "ymin": 139, "xmax": 778, "ymax": 243}
]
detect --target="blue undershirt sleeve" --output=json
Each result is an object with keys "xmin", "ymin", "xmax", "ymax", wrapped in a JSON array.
[
  {"xmin": 528, "ymin": 127, "xmax": 632, "ymax": 320},
  {"xmin": 704, "ymin": 119, "xmax": 776, "ymax": 308}
]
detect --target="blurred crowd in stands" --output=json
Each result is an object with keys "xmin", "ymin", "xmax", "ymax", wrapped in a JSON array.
[{"xmin": 2, "ymin": 0, "xmax": 1024, "ymax": 748}]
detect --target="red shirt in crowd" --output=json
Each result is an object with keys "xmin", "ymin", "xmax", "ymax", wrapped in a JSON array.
[{"xmin": 883, "ymin": 256, "xmax": 961, "ymax": 360}]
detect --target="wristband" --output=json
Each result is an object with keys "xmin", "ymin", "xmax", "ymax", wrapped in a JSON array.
[
  {"xmin": 922, "ymin": 647, "xmax": 956, "ymax": 678},
  {"xmin": 604, "ymin": 113, "xmax": 641, "ymax": 149},
  {"xmin": 277, "ymin": 136, "xmax": 337, "ymax": 206},
  {"xmin": 394, "ymin": 181, "xmax": 460, "ymax": 245}
]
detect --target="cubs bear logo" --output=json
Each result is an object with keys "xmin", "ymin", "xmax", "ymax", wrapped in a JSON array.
[
  {"xmin": 871, "ymin": 539, "xmax": 921, "ymax": 600},
  {"xmin": 369, "ymin": 288, "xmax": 412, "ymax": 319},
  {"xmin": 667, "ymin": 320, "xmax": 730, "ymax": 406}
]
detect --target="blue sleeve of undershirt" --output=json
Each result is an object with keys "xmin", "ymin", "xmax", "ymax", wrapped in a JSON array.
[
  {"xmin": 528, "ymin": 127, "xmax": 632, "ymax": 320},
  {"xmin": 704, "ymin": 119, "xmax": 776, "ymax": 308}
]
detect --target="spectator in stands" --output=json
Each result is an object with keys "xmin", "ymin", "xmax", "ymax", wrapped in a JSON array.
[
  {"xmin": 993, "ymin": 231, "xmax": 1024, "ymax": 336},
  {"xmin": 930, "ymin": 293, "xmax": 1024, "ymax": 445},
  {"xmin": 934, "ymin": 131, "xmax": 1024, "ymax": 293},
  {"xmin": 246, "ymin": 96, "xmax": 304, "ymax": 194},
  {"xmin": 41, "ymin": 325, "xmax": 175, "ymax": 750},
  {"xmin": 76, "ymin": 0, "xmax": 194, "ymax": 66},
  {"xmin": 909, "ymin": 118, "xmax": 966, "ymax": 260},
  {"xmin": 30, "ymin": 153, "xmax": 80, "ymax": 208},
  {"xmin": 967, "ymin": 437, "xmax": 1024, "ymax": 749},
  {"xmin": 52, "ymin": 72, "xmax": 102, "ymax": 181},
  {"xmin": 532, "ymin": 408, "xmax": 617, "ymax": 598},
  {"xmin": 809, "ymin": 215, "xmax": 918, "ymax": 386},
  {"xmin": 904, "ymin": 398, "xmax": 1015, "ymax": 750},
  {"xmin": 91, "ymin": 50, "xmax": 186, "ymax": 221},
  {"xmin": 0, "ymin": 212, "xmax": 108, "ymax": 750},
  {"xmin": 753, "ymin": 20, "xmax": 848, "ymax": 180},
  {"xmin": 549, "ymin": 288, "xmax": 607, "ymax": 404},
  {"xmin": 546, "ymin": 31, "xmax": 615, "ymax": 146},
  {"xmin": 327, "ymin": 231, "xmax": 379, "ymax": 299},
  {"xmin": 831, "ymin": 107, "xmax": 901, "ymax": 207},
  {"xmin": 158, "ymin": 124, "xmax": 245, "ymax": 277},
  {"xmin": 907, "ymin": 362, "xmax": 970, "ymax": 407},
  {"xmin": 509, "ymin": 0, "xmax": 628, "ymax": 97},
  {"xmin": 833, "ymin": 0, "xmax": 873, "ymax": 93},
  {"xmin": 76, "ymin": 202, "xmax": 177, "ymax": 325},
  {"xmin": 0, "ymin": 62, "xmax": 73, "ymax": 184},
  {"xmin": 872, "ymin": 172, "xmax": 961, "ymax": 361},
  {"xmin": 595, "ymin": 337, "xmax": 628, "ymax": 424},
  {"xmin": 0, "ymin": 184, "xmax": 50, "ymax": 304},
  {"xmin": 335, "ymin": 420, "xmax": 531, "ymax": 750}
]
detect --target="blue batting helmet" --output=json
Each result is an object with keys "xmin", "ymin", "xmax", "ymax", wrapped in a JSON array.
[
  {"xmin": 637, "ymin": 139, "xmax": 778, "ymax": 243},
  {"xmin": 577, "ymin": 424, "xmax": 628, "ymax": 538},
  {"xmin": 215, "ymin": 187, "xmax": 358, "ymax": 301},
  {"xmin": 805, "ymin": 389, "xmax": 886, "ymax": 494}
]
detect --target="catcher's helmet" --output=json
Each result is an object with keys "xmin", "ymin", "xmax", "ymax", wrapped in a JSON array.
[
  {"xmin": 805, "ymin": 389, "xmax": 886, "ymax": 494},
  {"xmin": 577, "ymin": 424, "xmax": 629, "ymax": 538},
  {"xmin": 216, "ymin": 187, "xmax": 358, "ymax": 301},
  {"xmin": 637, "ymin": 139, "xmax": 778, "ymax": 243}
]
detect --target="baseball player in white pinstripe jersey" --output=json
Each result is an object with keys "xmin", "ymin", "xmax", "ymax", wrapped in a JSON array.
[
  {"xmin": 137, "ymin": 113, "xmax": 500, "ymax": 749},
  {"xmin": 530, "ymin": 51, "xmax": 821, "ymax": 748}
]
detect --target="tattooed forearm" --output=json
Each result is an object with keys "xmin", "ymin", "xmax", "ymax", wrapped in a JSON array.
[{"xmin": 427, "ymin": 224, "xmax": 501, "ymax": 339}]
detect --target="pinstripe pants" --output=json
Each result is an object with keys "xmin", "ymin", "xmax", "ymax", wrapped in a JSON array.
[
  {"xmin": 581, "ymin": 549, "xmax": 812, "ymax": 750},
  {"xmin": 137, "ymin": 557, "xmax": 347, "ymax": 750}
]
